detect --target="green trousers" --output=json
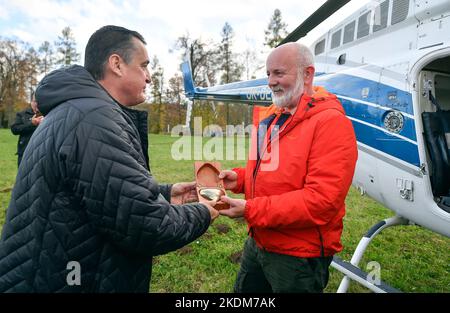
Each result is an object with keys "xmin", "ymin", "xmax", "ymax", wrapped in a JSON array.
[{"xmin": 234, "ymin": 237, "xmax": 333, "ymax": 293}]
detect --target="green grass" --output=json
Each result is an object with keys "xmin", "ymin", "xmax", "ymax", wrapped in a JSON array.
[
  {"xmin": 0, "ymin": 129, "xmax": 17, "ymax": 235},
  {"xmin": 0, "ymin": 129, "xmax": 449, "ymax": 293}
]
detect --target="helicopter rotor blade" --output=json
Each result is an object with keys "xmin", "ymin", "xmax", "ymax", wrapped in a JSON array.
[{"xmin": 278, "ymin": 0, "xmax": 351, "ymax": 46}]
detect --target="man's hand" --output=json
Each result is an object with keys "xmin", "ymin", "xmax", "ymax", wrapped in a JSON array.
[
  {"xmin": 201, "ymin": 201, "xmax": 219, "ymax": 222},
  {"xmin": 31, "ymin": 115, "xmax": 44, "ymax": 126},
  {"xmin": 171, "ymin": 182, "xmax": 198, "ymax": 204},
  {"xmin": 218, "ymin": 170, "xmax": 238, "ymax": 190},
  {"xmin": 219, "ymin": 196, "xmax": 246, "ymax": 218},
  {"xmin": 171, "ymin": 182, "xmax": 219, "ymax": 222}
]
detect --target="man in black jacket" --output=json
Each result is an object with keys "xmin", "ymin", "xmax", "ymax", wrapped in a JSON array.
[
  {"xmin": 0, "ymin": 25, "xmax": 218, "ymax": 292},
  {"xmin": 10, "ymin": 94, "xmax": 44, "ymax": 166}
]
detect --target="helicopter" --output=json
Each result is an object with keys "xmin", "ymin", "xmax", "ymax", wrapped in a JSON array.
[{"xmin": 181, "ymin": 0, "xmax": 450, "ymax": 292}]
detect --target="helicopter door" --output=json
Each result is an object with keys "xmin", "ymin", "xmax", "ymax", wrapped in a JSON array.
[{"xmin": 420, "ymin": 70, "xmax": 450, "ymax": 212}]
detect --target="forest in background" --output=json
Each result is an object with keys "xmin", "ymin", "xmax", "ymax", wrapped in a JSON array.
[{"xmin": 0, "ymin": 9, "xmax": 288, "ymax": 133}]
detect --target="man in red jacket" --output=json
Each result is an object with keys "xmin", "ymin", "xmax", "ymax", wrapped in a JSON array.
[{"xmin": 219, "ymin": 42, "xmax": 358, "ymax": 293}]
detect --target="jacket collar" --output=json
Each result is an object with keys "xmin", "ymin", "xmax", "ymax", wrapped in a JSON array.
[{"xmin": 257, "ymin": 86, "xmax": 343, "ymax": 124}]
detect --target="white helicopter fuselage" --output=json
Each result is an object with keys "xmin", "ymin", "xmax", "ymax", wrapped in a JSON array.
[{"xmin": 310, "ymin": 0, "xmax": 450, "ymax": 237}]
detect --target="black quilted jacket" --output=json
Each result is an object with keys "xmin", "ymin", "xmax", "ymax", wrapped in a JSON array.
[{"xmin": 0, "ymin": 65, "xmax": 211, "ymax": 293}]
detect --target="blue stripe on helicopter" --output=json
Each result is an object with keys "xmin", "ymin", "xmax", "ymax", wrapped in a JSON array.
[
  {"xmin": 350, "ymin": 119, "xmax": 420, "ymax": 166},
  {"xmin": 197, "ymin": 78, "xmax": 269, "ymax": 93},
  {"xmin": 314, "ymin": 74, "xmax": 418, "ymax": 165},
  {"xmin": 315, "ymin": 73, "xmax": 413, "ymax": 115},
  {"xmin": 338, "ymin": 97, "xmax": 417, "ymax": 142}
]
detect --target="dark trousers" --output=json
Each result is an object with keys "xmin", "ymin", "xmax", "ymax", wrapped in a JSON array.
[{"xmin": 234, "ymin": 237, "xmax": 333, "ymax": 293}]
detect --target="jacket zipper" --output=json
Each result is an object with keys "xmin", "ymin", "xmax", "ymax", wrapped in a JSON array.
[{"xmin": 249, "ymin": 116, "xmax": 293, "ymax": 237}]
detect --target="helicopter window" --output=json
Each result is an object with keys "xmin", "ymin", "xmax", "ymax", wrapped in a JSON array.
[
  {"xmin": 373, "ymin": 0, "xmax": 389, "ymax": 32},
  {"xmin": 331, "ymin": 29, "xmax": 342, "ymax": 49},
  {"xmin": 392, "ymin": 0, "xmax": 409, "ymax": 25},
  {"xmin": 343, "ymin": 21, "xmax": 356, "ymax": 44},
  {"xmin": 314, "ymin": 39, "xmax": 325, "ymax": 55},
  {"xmin": 357, "ymin": 11, "xmax": 371, "ymax": 39}
]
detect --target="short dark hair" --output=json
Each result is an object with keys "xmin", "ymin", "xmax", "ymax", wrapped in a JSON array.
[{"xmin": 84, "ymin": 25, "xmax": 146, "ymax": 80}]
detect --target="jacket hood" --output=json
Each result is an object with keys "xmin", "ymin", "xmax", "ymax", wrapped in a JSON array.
[
  {"xmin": 35, "ymin": 65, "xmax": 113, "ymax": 115},
  {"xmin": 294, "ymin": 86, "xmax": 344, "ymax": 121}
]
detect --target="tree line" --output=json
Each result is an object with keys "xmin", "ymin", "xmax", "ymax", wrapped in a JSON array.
[
  {"xmin": 0, "ymin": 9, "xmax": 288, "ymax": 133},
  {"xmin": 0, "ymin": 26, "xmax": 80, "ymax": 128}
]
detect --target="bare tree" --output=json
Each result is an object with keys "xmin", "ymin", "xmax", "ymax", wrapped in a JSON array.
[
  {"xmin": 25, "ymin": 47, "xmax": 40, "ymax": 97},
  {"xmin": 149, "ymin": 56, "xmax": 165, "ymax": 133},
  {"xmin": 166, "ymin": 74, "xmax": 185, "ymax": 125},
  {"xmin": 243, "ymin": 37, "xmax": 264, "ymax": 80},
  {"xmin": 175, "ymin": 33, "xmax": 217, "ymax": 87}
]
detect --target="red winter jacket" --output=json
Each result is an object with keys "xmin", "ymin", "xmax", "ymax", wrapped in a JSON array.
[{"xmin": 232, "ymin": 86, "xmax": 357, "ymax": 258}]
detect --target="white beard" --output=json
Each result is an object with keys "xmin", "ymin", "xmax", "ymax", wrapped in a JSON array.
[{"xmin": 271, "ymin": 77, "xmax": 304, "ymax": 108}]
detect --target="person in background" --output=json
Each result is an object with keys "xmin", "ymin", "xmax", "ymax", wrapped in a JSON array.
[{"xmin": 10, "ymin": 93, "xmax": 44, "ymax": 166}]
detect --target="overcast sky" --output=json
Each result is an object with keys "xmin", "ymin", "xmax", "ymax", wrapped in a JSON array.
[{"xmin": 0, "ymin": 0, "xmax": 373, "ymax": 80}]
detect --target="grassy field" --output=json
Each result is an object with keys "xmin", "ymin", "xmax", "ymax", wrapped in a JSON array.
[{"xmin": 0, "ymin": 129, "xmax": 449, "ymax": 293}]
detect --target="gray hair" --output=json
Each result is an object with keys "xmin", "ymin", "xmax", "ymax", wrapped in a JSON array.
[{"xmin": 296, "ymin": 42, "xmax": 314, "ymax": 69}]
